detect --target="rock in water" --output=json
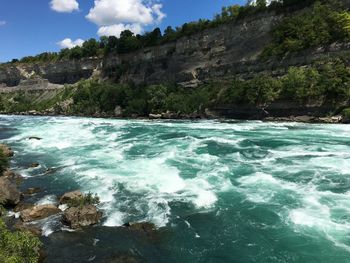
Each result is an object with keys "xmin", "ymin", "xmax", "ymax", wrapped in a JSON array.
[
  {"xmin": 0, "ymin": 177, "xmax": 21, "ymax": 205},
  {"xmin": 63, "ymin": 205, "xmax": 102, "ymax": 229},
  {"xmin": 123, "ymin": 222, "xmax": 157, "ymax": 235},
  {"xmin": 0, "ymin": 144, "xmax": 14, "ymax": 157},
  {"xmin": 59, "ymin": 190, "xmax": 83, "ymax": 204},
  {"xmin": 21, "ymin": 204, "xmax": 61, "ymax": 222},
  {"xmin": 28, "ymin": 136, "xmax": 42, "ymax": 140}
]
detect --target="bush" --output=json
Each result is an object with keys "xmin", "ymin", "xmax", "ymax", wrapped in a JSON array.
[
  {"xmin": 261, "ymin": 1, "xmax": 350, "ymax": 58},
  {"xmin": 67, "ymin": 192, "xmax": 100, "ymax": 208},
  {"xmin": 0, "ymin": 219, "xmax": 42, "ymax": 263}
]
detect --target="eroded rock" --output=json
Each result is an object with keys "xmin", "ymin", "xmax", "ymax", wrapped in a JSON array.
[
  {"xmin": 63, "ymin": 205, "xmax": 102, "ymax": 229},
  {"xmin": 21, "ymin": 204, "xmax": 61, "ymax": 222},
  {"xmin": 0, "ymin": 144, "xmax": 14, "ymax": 157},
  {"xmin": 0, "ymin": 176, "xmax": 21, "ymax": 206},
  {"xmin": 59, "ymin": 190, "xmax": 83, "ymax": 205}
]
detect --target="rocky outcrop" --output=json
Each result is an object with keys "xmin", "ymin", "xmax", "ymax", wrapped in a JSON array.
[
  {"xmin": 63, "ymin": 205, "xmax": 102, "ymax": 229},
  {"xmin": 59, "ymin": 190, "xmax": 83, "ymax": 204},
  {"xmin": 0, "ymin": 177, "xmax": 21, "ymax": 206},
  {"xmin": 0, "ymin": 144, "xmax": 14, "ymax": 157},
  {"xmin": 21, "ymin": 204, "xmax": 61, "ymax": 222}
]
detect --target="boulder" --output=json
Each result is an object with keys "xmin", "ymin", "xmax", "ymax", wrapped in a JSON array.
[
  {"xmin": 21, "ymin": 204, "xmax": 61, "ymax": 222},
  {"xmin": 0, "ymin": 177, "xmax": 21, "ymax": 206},
  {"xmin": 14, "ymin": 222, "xmax": 42, "ymax": 236},
  {"xmin": 63, "ymin": 205, "xmax": 102, "ymax": 229},
  {"xmin": 114, "ymin": 106, "xmax": 123, "ymax": 117},
  {"xmin": 14, "ymin": 202, "xmax": 34, "ymax": 213},
  {"xmin": 149, "ymin": 113, "xmax": 162, "ymax": 119},
  {"xmin": 2, "ymin": 169, "xmax": 24, "ymax": 185},
  {"xmin": 0, "ymin": 144, "xmax": 14, "ymax": 157},
  {"xmin": 59, "ymin": 190, "xmax": 83, "ymax": 205}
]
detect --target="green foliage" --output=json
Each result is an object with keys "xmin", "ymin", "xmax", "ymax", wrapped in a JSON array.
[
  {"xmin": 0, "ymin": 219, "xmax": 42, "ymax": 263},
  {"xmin": 0, "ymin": 149, "xmax": 8, "ymax": 174},
  {"xmin": 67, "ymin": 192, "xmax": 100, "ymax": 208},
  {"xmin": 262, "ymin": 1, "xmax": 350, "ymax": 58},
  {"xmin": 342, "ymin": 108, "xmax": 350, "ymax": 119},
  {"xmin": 219, "ymin": 59, "xmax": 350, "ymax": 106}
]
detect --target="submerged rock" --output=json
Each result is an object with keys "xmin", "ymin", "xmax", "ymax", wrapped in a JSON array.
[
  {"xmin": 21, "ymin": 204, "xmax": 61, "ymax": 222},
  {"xmin": 0, "ymin": 177, "xmax": 21, "ymax": 206},
  {"xmin": 0, "ymin": 144, "xmax": 14, "ymax": 157},
  {"xmin": 123, "ymin": 222, "xmax": 156, "ymax": 235},
  {"xmin": 59, "ymin": 190, "xmax": 83, "ymax": 205},
  {"xmin": 23, "ymin": 187, "xmax": 41, "ymax": 195},
  {"xmin": 30, "ymin": 163, "xmax": 40, "ymax": 168},
  {"xmin": 63, "ymin": 205, "xmax": 102, "ymax": 229}
]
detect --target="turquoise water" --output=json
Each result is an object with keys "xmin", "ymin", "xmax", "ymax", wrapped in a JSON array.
[{"xmin": 1, "ymin": 115, "xmax": 350, "ymax": 262}]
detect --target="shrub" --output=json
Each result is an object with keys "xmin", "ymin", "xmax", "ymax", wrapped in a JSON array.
[
  {"xmin": 0, "ymin": 219, "xmax": 42, "ymax": 263},
  {"xmin": 67, "ymin": 192, "xmax": 100, "ymax": 208}
]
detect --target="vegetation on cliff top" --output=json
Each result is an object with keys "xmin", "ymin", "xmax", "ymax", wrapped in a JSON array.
[
  {"xmin": 7, "ymin": 0, "xmax": 341, "ymax": 64},
  {"xmin": 262, "ymin": 0, "xmax": 350, "ymax": 58}
]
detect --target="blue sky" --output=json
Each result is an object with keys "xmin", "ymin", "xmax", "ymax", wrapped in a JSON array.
[{"xmin": 0, "ymin": 0, "xmax": 245, "ymax": 62}]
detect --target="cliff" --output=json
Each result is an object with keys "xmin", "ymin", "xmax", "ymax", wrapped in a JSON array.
[{"xmin": 1, "ymin": 2, "xmax": 350, "ymax": 121}]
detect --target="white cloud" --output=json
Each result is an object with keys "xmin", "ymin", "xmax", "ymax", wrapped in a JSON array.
[
  {"xmin": 50, "ymin": 0, "xmax": 79, "ymax": 13},
  {"xmin": 57, "ymin": 38, "xmax": 84, "ymax": 49},
  {"xmin": 0, "ymin": 21, "xmax": 6, "ymax": 26},
  {"xmin": 97, "ymin": 23, "xmax": 143, "ymax": 37},
  {"xmin": 86, "ymin": 0, "xmax": 166, "ymax": 37}
]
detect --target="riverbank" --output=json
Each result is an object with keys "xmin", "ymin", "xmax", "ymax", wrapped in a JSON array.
[{"xmin": 0, "ymin": 110, "xmax": 348, "ymax": 124}]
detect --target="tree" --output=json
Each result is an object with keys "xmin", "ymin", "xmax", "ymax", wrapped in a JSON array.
[{"xmin": 82, "ymin": 38, "xmax": 99, "ymax": 57}]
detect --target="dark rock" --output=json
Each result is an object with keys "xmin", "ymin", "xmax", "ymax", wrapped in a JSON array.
[
  {"xmin": 28, "ymin": 136, "xmax": 42, "ymax": 140},
  {"xmin": 0, "ymin": 144, "xmax": 14, "ymax": 157},
  {"xmin": 105, "ymin": 254, "xmax": 141, "ymax": 263},
  {"xmin": 63, "ymin": 205, "xmax": 102, "ymax": 229},
  {"xmin": 30, "ymin": 163, "xmax": 40, "ymax": 168},
  {"xmin": 123, "ymin": 222, "xmax": 157, "ymax": 235},
  {"xmin": 21, "ymin": 204, "xmax": 61, "ymax": 222},
  {"xmin": 0, "ymin": 176, "xmax": 21, "ymax": 206},
  {"xmin": 59, "ymin": 190, "xmax": 83, "ymax": 205}
]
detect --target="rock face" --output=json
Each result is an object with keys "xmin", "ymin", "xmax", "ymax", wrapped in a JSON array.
[
  {"xmin": 0, "ymin": 177, "xmax": 21, "ymax": 206},
  {"xmin": 59, "ymin": 190, "xmax": 83, "ymax": 204},
  {"xmin": 0, "ymin": 144, "xmax": 14, "ymax": 157},
  {"xmin": 63, "ymin": 205, "xmax": 102, "ymax": 229},
  {"xmin": 21, "ymin": 204, "xmax": 61, "ymax": 222}
]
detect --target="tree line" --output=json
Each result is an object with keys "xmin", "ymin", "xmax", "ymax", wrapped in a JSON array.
[{"xmin": 9, "ymin": 0, "xmax": 330, "ymax": 64}]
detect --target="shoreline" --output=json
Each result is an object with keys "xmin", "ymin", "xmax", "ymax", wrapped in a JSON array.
[{"xmin": 0, "ymin": 111, "xmax": 347, "ymax": 124}]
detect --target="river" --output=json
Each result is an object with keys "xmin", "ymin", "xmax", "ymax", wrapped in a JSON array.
[{"xmin": 1, "ymin": 115, "xmax": 350, "ymax": 262}]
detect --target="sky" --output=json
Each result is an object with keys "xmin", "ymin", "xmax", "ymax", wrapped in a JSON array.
[{"xmin": 0, "ymin": 0, "xmax": 246, "ymax": 62}]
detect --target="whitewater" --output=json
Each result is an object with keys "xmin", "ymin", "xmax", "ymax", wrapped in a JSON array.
[{"xmin": 1, "ymin": 115, "xmax": 350, "ymax": 262}]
